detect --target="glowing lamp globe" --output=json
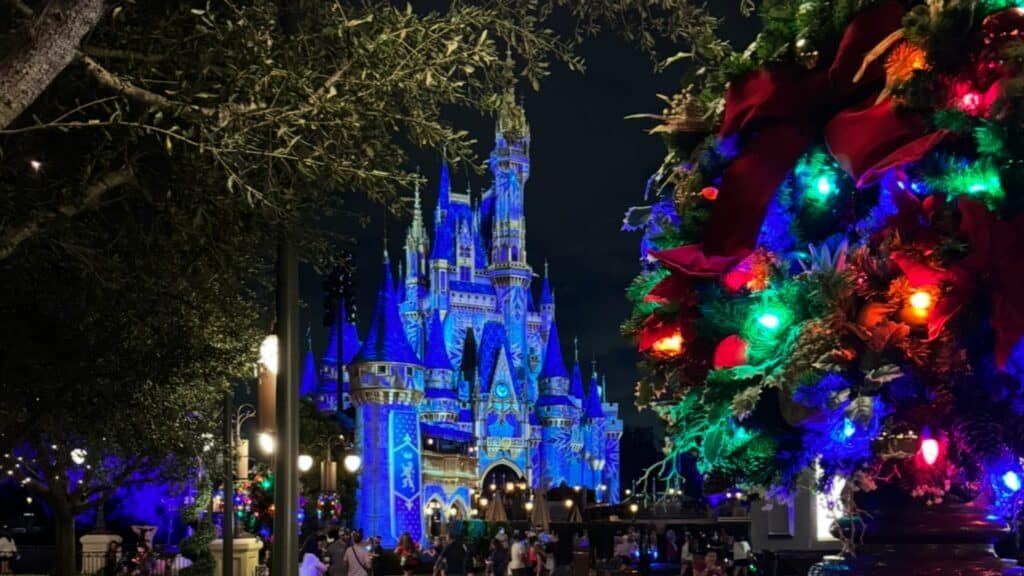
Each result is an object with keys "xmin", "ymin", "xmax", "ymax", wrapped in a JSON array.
[
  {"xmin": 920, "ymin": 438, "xmax": 940, "ymax": 466},
  {"xmin": 70, "ymin": 448, "xmax": 87, "ymax": 465},
  {"xmin": 563, "ymin": 498, "xmax": 574, "ymax": 509},
  {"xmin": 758, "ymin": 313, "xmax": 781, "ymax": 330},
  {"xmin": 1003, "ymin": 470, "xmax": 1021, "ymax": 492},
  {"xmin": 525, "ymin": 501, "xmax": 534, "ymax": 512},
  {"xmin": 479, "ymin": 497, "xmax": 489, "ymax": 507},
  {"xmin": 297, "ymin": 454, "xmax": 314, "ymax": 472},
  {"xmin": 343, "ymin": 454, "xmax": 362, "ymax": 473},
  {"xmin": 506, "ymin": 481, "xmax": 516, "ymax": 492},
  {"xmin": 629, "ymin": 503, "xmax": 639, "ymax": 513},
  {"xmin": 258, "ymin": 431, "xmax": 276, "ymax": 454},
  {"xmin": 259, "ymin": 335, "xmax": 279, "ymax": 375}
]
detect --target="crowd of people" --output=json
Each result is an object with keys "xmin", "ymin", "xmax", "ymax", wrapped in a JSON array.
[
  {"xmin": 295, "ymin": 527, "xmax": 579, "ymax": 576},
  {"xmin": 605, "ymin": 526, "xmax": 751, "ymax": 576}
]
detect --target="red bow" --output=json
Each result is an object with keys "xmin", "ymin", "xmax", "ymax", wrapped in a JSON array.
[
  {"xmin": 893, "ymin": 198, "xmax": 1024, "ymax": 367},
  {"xmin": 656, "ymin": 0, "xmax": 947, "ymax": 278}
]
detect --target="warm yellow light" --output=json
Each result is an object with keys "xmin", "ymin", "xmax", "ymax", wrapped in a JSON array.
[
  {"xmin": 479, "ymin": 497, "xmax": 489, "ymax": 507},
  {"xmin": 910, "ymin": 291, "xmax": 932, "ymax": 314},
  {"xmin": 343, "ymin": 454, "xmax": 362, "ymax": 473},
  {"xmin": 259, "ymin": 335, "xmax": 279, "ymax": 375},
  {"xmin": 297, "ymin": 454, "xmax": 314, "ymax": 472},
  {"xmin": 564, "ymin": 498, "xmax": 574, "ymax": 509},
  {"xmin": 652, "ymin": 333, "xmax": 684, "ymax": 356},
  {"xmin": 506, "ymin": 481, "xmax": 516, "ymax": 492},
  {"xmin": 629, "ymin": 503, "xmax": 639, "ymax": 513},
  {"xmin": 257, "ymin": 431, "xmax": 276, "ymax": 454},
  {"xmin": 524, "ymin": 501, "xmax": 534, "ymax": 512}
]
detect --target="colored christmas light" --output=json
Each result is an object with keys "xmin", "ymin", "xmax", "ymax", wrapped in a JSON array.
[
  {"xmin": 910, "ymin": 291, "xmax": 932, "ymax": 316},
  {"xmin": 842, "ymin": 418, "xmax": 856, "ymax": 439},
  {"xmin": 815, "ymin": 176, "xmax": 834, "ymax": 197},
  {"xmin": 701, "ymin": 186, "xmax": 719, "ymax": 201},
  {"xmin": 1002, "ymin": 470, "xmax": 1021, "ymax": 492},
  {"xmin": 757, "ymin": 313, "xmax": 780, "ymax": 330},
  {"xmin": 652, "ymin": 332, "xmax": 684, "ymax": 356},
  {"xmin": 921, "ymin": 438, "xmax": 940, "ymax": 466}
]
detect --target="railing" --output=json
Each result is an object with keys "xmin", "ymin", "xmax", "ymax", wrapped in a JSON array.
[{"xmin": 81, "ymin": 550, "xmax": 192, "ymax": 576}]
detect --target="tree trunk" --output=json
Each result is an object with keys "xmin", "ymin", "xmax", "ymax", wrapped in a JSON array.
[
  {"xmin": 53, "ymin": 506, "xmax": 78, "ymax": 576},
  {"xmin": 0, "ymin": 0, "xmax": 108, "ymax": 128}
]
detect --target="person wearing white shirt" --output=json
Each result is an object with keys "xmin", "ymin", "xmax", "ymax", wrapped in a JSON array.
[
  {"xmin": 508, "ymin": 532, "xmax": 527, "ymax": 576},
  {"xmin": 731, "ymin": 539, "xmax": 751, "ymax": 576}
]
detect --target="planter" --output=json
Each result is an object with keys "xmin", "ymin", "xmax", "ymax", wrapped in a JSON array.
[{"xmin": 810, "ymin": 488, "xmax": 1023, "ymax": 575}]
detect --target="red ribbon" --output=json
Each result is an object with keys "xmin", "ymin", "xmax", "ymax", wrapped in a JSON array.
[
  {"xmin": 892, "ymin": 198, "xmax": 1024, "ymax": 367},
  {"xmin": 655, "ymin": 0, "xmax": 947, "ymax": 278}
]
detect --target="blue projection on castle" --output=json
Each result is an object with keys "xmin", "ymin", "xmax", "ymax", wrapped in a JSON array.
[{"xmin": 315, "ymin": 93, "xmax": 622, "ymax": 544}]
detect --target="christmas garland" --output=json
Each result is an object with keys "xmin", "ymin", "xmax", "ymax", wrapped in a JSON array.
[{"xmin": 625, "ymin": 0, "xmax": 1024, "ymax": 515}]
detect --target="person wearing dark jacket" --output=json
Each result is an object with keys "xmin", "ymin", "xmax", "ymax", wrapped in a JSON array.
[
  {"xmin": 488, "ymin": 538, "xmax": 509, "ymax": 576},
  {"xmin": 438, "ymin": 534, "xmax": 469, "ymax": 576}
]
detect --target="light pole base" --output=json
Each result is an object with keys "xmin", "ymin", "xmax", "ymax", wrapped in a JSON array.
[{"xmin": 211, "ymin": 537, "xmax": 263, "ymax": 576}]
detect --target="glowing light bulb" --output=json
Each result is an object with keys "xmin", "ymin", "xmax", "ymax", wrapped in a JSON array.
[
  {"xmin": 297, "ymin": 454, "xmax": 313, "ymax": 472},
  {"xmin": 910, "ymin": 291, "xmax": 932, "ymax": 313},
  {"xmin": 842, "ymin": 418, "xmax": 856, "ymax": 439},
  {"xmin": 629, "ymin": 503, "xmax": 639, "ymax": 513},
  {"xmin": 652, "ymin": 332, "xmax": 684, "ymax": 356},
  {"xmin": 815, "ymin": 176, "xmax": 833, "ymax": 196},
  {"xmin": 757, "ymin": 313, "xmax": 780, "ymax": 330},
  {"xmin": 701, "ymin": 186, "xmax": 719, "ymax": 201},
  {"xmin": 1004, "ymin": 470, "xmax": 1021, "ymax": 492},
  {"xmin": 921, "ymin": 438, "xmax": 940, "ymax": 466},
  {"xmin": 29, "ymin": 160, "xmax": 41, "ymax": 171}
]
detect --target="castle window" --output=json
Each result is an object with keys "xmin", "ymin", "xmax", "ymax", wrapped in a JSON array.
[
  {"xmin": 511, "ymin": 247, "xmax": 519, "ymax": 261},
  {"xmin": 376, "ymin": 365, "xmax": 386, "ymax": 374},
  {"xmin": 460, "ymin": 266, "xmax": 470, "ymax": 282}
]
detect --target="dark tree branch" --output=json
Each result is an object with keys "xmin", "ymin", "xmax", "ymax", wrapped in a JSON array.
[
  {"xmin": 0, "ymin": 0, "xmax": 109, "ymax": 128},
  {"xmin": 81, "ymin": 55, "xmax": 215, "ymax": 118},
  {"xmin": 0, "ymin": 166, "xmax": 136, "ymax": 261}
]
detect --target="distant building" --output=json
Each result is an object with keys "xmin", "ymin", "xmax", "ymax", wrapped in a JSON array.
[{"xmin": 306, "ymin": 92, "xmax": 621, "ymax": 545}]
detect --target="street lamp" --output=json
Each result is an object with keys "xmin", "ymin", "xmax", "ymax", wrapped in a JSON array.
[
  {"xmin": 257, "ymin": 432, "xmax": 276, "ymax": 455},
  {"xmin": 479, "ymin": 497, "xmax": 489, "ymax": 508},
  {"xmin": 298, "ymin": 454, "xmax": 314, "ymax": 472},
  {"xmin": 563, "ymin": 498, "xmax": 574, "ymax": 509},
  {"xmin": 70, "ymin": 449, "xmax": 87, "ymax": 465},
  {"xmin": 343, "ymin": 454, "xmax": 362, "ymax": 473},
  {"xmin": 524, "ymin": 501, "xmax": 534, "ymax": 512},
  {"xmin": 505, "ymin": 481, "xmax": 516, "ymax": 493}
]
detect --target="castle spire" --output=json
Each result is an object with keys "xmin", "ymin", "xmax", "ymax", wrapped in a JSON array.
[
  {"xmin": 540, "ymin": 265, "xmax": 553, "ymax": 307},
  {"xmin": 300, "ymin": 323, "xmax": 318, "ymax": 397},
  {"xmin": 438, "ymin": 148, "xmax": 451, "ymax": 213},
  {"xmin": 352, "ymin": 241, "xmax": 419, "ymax": 364},
  {"xmin": 569, "ymin": 337, "xmax": 584, "ymax": 400},
  {"xmin": 412, "ymin": 168, "xmax": 424, "ymax": 241},
  {"xmin": 538, "ymin": 320, "xmax": 569, "ymax": 380},
  {"xmin": 423, "ymin": 309, "xmax": 453, "ymax": 371},
  {"xmin": 584, "ymin": 369, "xmax": 605, "ymax": 419}
]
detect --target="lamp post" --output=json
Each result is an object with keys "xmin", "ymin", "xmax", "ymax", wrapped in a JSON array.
[{"xmin": 272, "ymin": 235, "xmax": 300, "ymax": 576}]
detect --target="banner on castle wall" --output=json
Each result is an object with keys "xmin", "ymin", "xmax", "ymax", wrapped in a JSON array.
[{"xmin": 389, "ymin": 410, "xmax": 422, "ymax": 542}]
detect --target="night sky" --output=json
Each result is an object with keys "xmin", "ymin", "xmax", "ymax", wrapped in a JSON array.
[{"xmin": 298, "ymin": 13, "xmax": 756, "ymax": 434}]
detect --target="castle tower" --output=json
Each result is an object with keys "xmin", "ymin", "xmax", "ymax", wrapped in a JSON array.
[
  {"xmin": 403, "ymin": 178, "xmax": 430, "ymax": 357},
  {"xmin": 536, "ymin": 320, "xmax": 574, "ymax": 487},
  {"xmin": 422, "ymin": 310, "xmax": 458, "ymax": 423},
  {"xmin": 583, "ymin": 364, "xmax": 607, "ymax": 499},
  {"xmin": 430, "ymin": 168, "xmax": 454, "ymax": 312},
  {"xmin": 602, "ymin": 374, "xmax": 623, "ymax": 504},
  {"xmin": 349, "ymin": 247, "xmax": 424, "ymax": 546},
  {"xmin": 566, "ymin": 339, "xmax": 585, "ymax": 486},
  {"xmin": 489, "ymin": 89, "xmax": 532, "ymax": 386}
]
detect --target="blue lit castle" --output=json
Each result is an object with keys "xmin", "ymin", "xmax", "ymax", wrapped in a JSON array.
[{"xmin": 310, "ymin": 93, "xmax": 621, "ymax": 545}]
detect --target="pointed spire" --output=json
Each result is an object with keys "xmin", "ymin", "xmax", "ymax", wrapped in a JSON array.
[
  {"xmin": 352, "ymin": 243, "xmax": 419, "ymax": 365},
  {"xmin": 541, "ymin": 263, "xmax": 553, "ymax": 307},
  {"xmin": 569, "ymin": 337, "xmax": 584, "ymax": 400},
  {"xmin": 538, "ymin": 321, "xmax": 569, "ymax": 380},
  {"xmin": 397, "ymin": 260, "xmax": 404, "ymax": 294},
  {"xmin": 584, "ymin": 370, "xmax": 605, "ymax": 419},
  {"xmin": 411, "ymin": 167, "xmax": 425, "ymax": 244},
  {"xmin": 324, "ymin": 299, "xmax": 359, "ymax": 365},
  {"xmin": 591, "ymin": 355, "xmax": 598, "ymax": 380},
  {"xmin": 438, "ymin": 149, "xmax": 451, "ymax": 212},
  {"xmin": 424, "ymin": 309, "xmax": 454, "ymax": 371},
  {"xmin": 601, "ymin": 374, "xmax": 607, "ymax": 402}
]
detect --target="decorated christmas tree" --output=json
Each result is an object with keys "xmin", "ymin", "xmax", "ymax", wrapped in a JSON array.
[{"xmin": 624, "ymin": 0, "xmax": 1024, "ymax": 568}]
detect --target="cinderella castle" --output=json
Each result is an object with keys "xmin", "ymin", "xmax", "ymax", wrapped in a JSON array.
[{"xmin": 303, "ymin": 92, "xmax": 621, "ymax": 545}]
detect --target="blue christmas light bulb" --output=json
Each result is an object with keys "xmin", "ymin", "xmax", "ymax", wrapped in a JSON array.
[
  {"xmin": 842, "ymin": 418, "xmax": 856, "ymax": 439},
  {"xmin": 1002, "ymin": 470, "xmax": 1021, "ymax": 492}
]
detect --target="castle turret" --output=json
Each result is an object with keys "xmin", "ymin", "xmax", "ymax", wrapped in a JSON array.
[
  {"xmin": 489, "ymin": 88, "xmax": 532, "ymax": 385},
  {"xmin": 583, "ymin": 363, "xmax": 607, "ymax": 499},
  {"xmin": 349, "ymin": 247, "xmax": 424, "ymax": 546},
  {"xmin": 300, "ymin": 327, "xmax": 319, "ymax": 398},
  {"xmin": 602, "ymin": 374, "xmax": 623, "ymax": 504},
  {"xmin": 422, "ymin": 310, "xmax": 458, "ymax": 423},
  {"xmin": 540, "ymin": 260, "xmax": 554, "ymax": 334},
  {"xmin": 402, "ymin": 179, "xmax": 430, "ymax": 358},
  {"xmin": 430, "ymin": 197, "xmax": 453, "ymax": 312},
  {"xmin": 536, "ymin": 320, "xmax": 575, "ymax": 486}
]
